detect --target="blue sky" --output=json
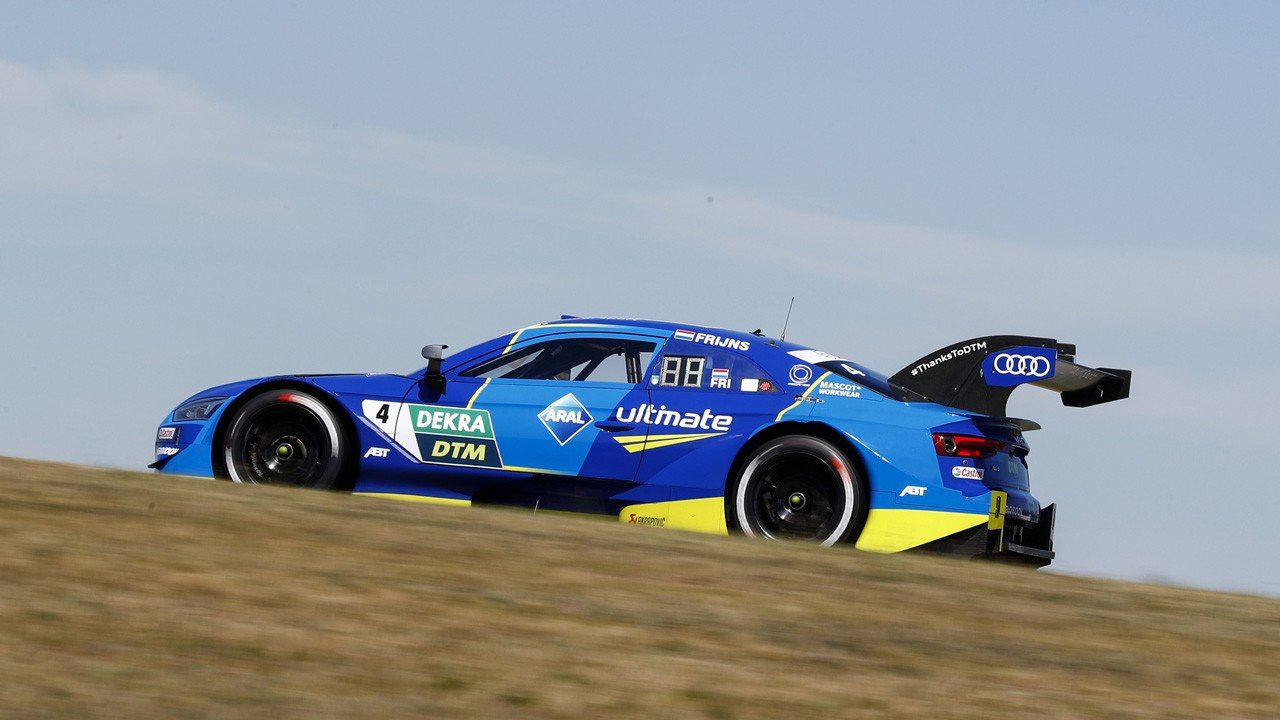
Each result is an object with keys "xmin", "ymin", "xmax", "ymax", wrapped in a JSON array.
[{"xmin": 2, "ymin": 3, "xmax": 1277, "ymax": 594}]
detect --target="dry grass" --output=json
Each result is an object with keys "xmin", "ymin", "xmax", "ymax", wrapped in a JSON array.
[{"xmin": 1, "ymin": 456, "xmax": 1277, "ymax": 719}]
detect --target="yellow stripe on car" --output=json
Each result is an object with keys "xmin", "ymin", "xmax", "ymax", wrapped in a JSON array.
[
  {"xmin": 611, "ymin": 432, "xmax": 724, "ymax": 453},
  {"xmin": 353, "ymin": 492, "xmax": 472, "ymax": 507},
  {"xmin": 465, "ymin": 377, "xmax": 491, "ymax": 408},
  {"xmin": 775, "ymin": 371, "xmax": 832, "ymax": 421}
]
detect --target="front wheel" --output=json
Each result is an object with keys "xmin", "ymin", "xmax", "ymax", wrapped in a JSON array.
[
  {"xmin": 730, "ymin": 435, "xmax": 865, "ymax": 547},
  {"xmin": 222, "ymin": 390, "xmax": 349, "ymax": 489}
]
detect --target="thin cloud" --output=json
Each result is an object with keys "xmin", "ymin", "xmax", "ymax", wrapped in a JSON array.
[{"xmin": 2, "ymin": 57, "xmax": 1274, "ymax": 336}]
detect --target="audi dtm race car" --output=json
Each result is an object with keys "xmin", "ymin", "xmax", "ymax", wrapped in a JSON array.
[{"xmin": 151, "ymin": 318, "xmax": 1130, "ymax": 566}]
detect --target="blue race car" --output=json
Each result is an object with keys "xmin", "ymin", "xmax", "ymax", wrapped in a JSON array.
[{"xmin": 152, "ymin": 317, "xmax": 1130, "ymax": 566}]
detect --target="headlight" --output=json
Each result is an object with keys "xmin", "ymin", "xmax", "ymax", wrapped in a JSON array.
[{"xmin": 173, "ymin": 397, "xmax": 227, "ymax": 421}]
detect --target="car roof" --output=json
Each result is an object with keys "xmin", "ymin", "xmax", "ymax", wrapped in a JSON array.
[
  {"xmin": 431, "ymin": 315, "xmax": 899, "ymax": 396},
  {"xmin": 542, "ymin": 316, "xmax": 780, "ymax": 344}
]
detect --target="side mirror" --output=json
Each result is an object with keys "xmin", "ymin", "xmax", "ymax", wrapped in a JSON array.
[{"xmin": 421, "ymin": 344, "xmax": 449, "ymax": 392}]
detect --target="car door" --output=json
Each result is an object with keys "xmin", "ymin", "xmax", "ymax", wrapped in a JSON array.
[
  {"xmin": 436, "ymin": 332, "xmax": 660, "ymax": 510},
  {"xmin": 637, "ymin": 340, "xmax": 785, "ymax": 498}
]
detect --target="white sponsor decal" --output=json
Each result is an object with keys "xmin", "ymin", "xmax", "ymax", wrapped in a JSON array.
[
  {"xmin": 836, "ymin": 362, "xmax": 865, "ymax": 377},
  {"xmin": 992, "ymin": 353, "xmax": 1052, "ymax": 377},
  {"xmin": 414, "ymin": 408, "xmax": 488, "ymax": 434},
  {"xmin": 816, "ymin": 380, "xmax": 861, "ymax": 398},
  {"xmin": 363, "ymin": 447, "xmax": 390, "ymax": 459},
  {"xmin": 673, "ymin": 329, "xmax": 750, "ymax": 351},
  {"xmin": 740, "ymin": 378, "xmax": 760, "ymax": 392},
  {"xmin": 788, "ymin": 364, "xmax": 813, "ymax": 385},
  {"xmin": 910, "ymin": 341, "xmax": 989, "ymax": 377},
  {"xmin": 952, "ymin": 466, "xmax": 984, "ymax": 480},
  {"xmin": 614, "ymin": 404, "xmax": 732, "ymax": 432},
  {"xmin": 155, "ymin": 446, "xmax": 180, "ymax": 457},
  {"xmin": 362, "ymin": 399, "xmax": 401, "ymax": 433},
  {"xmin": 536, "ymin": 393, "xmax": 593, "ymax": 445},
  {"xmin": 710, "ymin": 368, "xmax": 731, "ymax": 389},
  {"xmin": 788, "ymin": 349, "xmax": 847, "ymax": 365},
  {"xmin": 900, "ymin": 485, "xmax": 926, "ymax": 497},
  {"xmin": 157, "ymin": 427, "xmax": 177, "ymax": 441}
]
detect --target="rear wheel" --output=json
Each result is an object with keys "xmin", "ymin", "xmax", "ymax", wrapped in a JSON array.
[
  {"xmin": 222, "ymin": 390, "xmax": 348, "ymax": 489},
  {"xmin": 730, "ymin": 435, "xmax": 864, "ymax": 547}
]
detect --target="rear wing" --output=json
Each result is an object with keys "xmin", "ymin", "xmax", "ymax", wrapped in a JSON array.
[{"xmin": 888, "ymin": 335, "xmax": 1131, "ymax": 417}]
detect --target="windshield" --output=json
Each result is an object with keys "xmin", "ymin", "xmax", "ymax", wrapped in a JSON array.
[{"xmin": 816, "ymin": 360, "xmax": 928, "ymax": 403}]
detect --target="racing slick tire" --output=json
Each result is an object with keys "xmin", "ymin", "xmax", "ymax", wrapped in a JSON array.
[
  {"xmin": 222, "ymin": 390, "xmax": 349, "ymax": 490},
  {"xmin": 730, "ymin": 435, "xmax": 865, "ymax": 547}
]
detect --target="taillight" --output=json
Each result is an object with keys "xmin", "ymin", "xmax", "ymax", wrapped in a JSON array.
[{"xmin": 933, "ymin": 433, "xmax": 1005, "ymax": 458}]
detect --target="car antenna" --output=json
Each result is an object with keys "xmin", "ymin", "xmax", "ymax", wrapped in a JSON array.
[{"xmin": 779, "ymin": 296, "xmax": 796, "ymax": 342}]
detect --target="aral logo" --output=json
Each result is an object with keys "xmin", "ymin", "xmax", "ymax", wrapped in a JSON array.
[
  {"xmin": 537, "ymin": 393, "xmax": 593, "ymax": 445},
  {"xmin": 407, "ymin": 403, "xmax": 503, "ymax": 469}
]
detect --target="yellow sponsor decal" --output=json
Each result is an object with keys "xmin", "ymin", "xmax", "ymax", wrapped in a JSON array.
[
  {"xmin": 987, "ymin": 490, "xmax": 1007, "ymax": 551},
  {"xmin": 618, "ymin": 497, "xmax": 728, "ymax": 534},
  {"xmin": 353, "ymin": 492, "xmax": 472, "ymax": 507},
  {"xmin": 611, "ymin": 432, "xmax": 724, "ymax": 454},
  {"xmin": 988, "ymin": 491, "xmax": 1007, "ymax": 531},
  {"xmin": 854, "ymin": 508, "xmax": 988, "ymax": 553}
]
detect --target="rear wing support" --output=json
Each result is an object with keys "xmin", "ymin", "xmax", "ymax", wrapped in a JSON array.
[{"xmin": 888, "ymin": 335, "xmax": 1131, "ymax": 417}]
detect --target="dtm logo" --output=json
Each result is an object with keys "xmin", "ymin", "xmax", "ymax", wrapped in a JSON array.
[
  {"xmin": 538, "ymin": 393, "xmax": 594, "ymax": 445},
  {"xmin": 982, "ymin": 345, "xmax": 1056, "ymax": 387}
]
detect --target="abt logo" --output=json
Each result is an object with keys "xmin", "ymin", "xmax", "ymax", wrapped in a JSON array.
[
  {"xmin": 363, "ymin": 447, "xmax": 390, "ymax": 459},
  {"xmin": 899, "ymin": 486, "xmax": 926, "ymax": 497}
]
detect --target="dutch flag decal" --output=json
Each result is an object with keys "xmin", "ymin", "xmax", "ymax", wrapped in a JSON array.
[{"xmin": 674, "ymin": 329, "xmax": 696, "ymax": 341}]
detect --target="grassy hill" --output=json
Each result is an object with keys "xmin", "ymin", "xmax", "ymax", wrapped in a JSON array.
[{"xmin": 1, "ymin": 456, "xmax": 1277, "ymax": 719}]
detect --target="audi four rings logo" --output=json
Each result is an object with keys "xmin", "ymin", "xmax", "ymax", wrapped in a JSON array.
[
  {"xmin": 992, "ymin": 353, "xmax": 1052, "ymax": 377},
  {"xmin": 981, "ymin": 345, "xmax": 1056, "ymax": 387}
]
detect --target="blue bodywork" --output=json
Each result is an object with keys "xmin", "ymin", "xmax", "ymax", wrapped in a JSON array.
[{"xmin": 152, "ymin": 318, "xmax": 1126, "ymax": 561}]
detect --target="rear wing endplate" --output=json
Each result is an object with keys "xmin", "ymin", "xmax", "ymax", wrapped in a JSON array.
[{"xmin": 888, "ymin": 335, "xmax": 1131, "ymax": 417}]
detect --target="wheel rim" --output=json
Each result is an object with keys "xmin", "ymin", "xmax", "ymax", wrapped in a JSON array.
[
  {"xmin": 229, "ymin": 401, "xmax": 332, "ymax": 486},
  {"xmin": 748, "ymin": 451, "xmax": 844, "ymax": 541}
]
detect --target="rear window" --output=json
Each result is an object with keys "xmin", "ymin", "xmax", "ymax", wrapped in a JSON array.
[{"xmin": 817, "ymin": 361, "xmax": 927, "ymax": 403}]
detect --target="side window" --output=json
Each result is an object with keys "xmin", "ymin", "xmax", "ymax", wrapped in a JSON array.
[
  {"xmin": 463, "ymin": 338, "xmax": 655, "ymax": 384},
  {"xmin": 585, "ymin": 345, "xmax": 653, "ymax": 383},
  {"xmin": 657, "ymin": 356, "xmax": 706, "ymax": 387},
  {"xmin": 657, "ymin": 348, "xmax": 780, "ymax": 393}
]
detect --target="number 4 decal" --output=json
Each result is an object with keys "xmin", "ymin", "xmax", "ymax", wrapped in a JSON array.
[{"xmin": 361, "ymin": 400, "xmax": 400, "ymax": 433}]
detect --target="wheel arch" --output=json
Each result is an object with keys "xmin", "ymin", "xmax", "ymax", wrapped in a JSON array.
[
  {"xmin": 211, "ymin": 379, "xmax": 360, "ymax": 489},
  {"xmin": 724, "ymin": 421, "xmax": 872, "ymax": 537}
]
